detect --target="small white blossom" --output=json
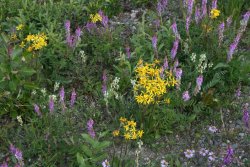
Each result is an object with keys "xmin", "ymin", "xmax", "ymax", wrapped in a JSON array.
[
  {"xmin": 161, "ymin": 159, "xmax": 169, "ymax": 167},
  {"xmin": 184, "ymin": 149, "xmax": 195, "ymax": 158},
  {"xmin": 17, "ymin": 116, "xmax": 23, "ymax": 126},
  {"xmin": 208, "ymin": 126, "xmax": 218, "ymax": 133},
  {"xmin": 191, "ymin": 53, "xmax": 196, "ymax": 62},
  {"xmin": 199, "ymin": 148, "xmax": 209, "ymax": 156},
  {"xmin": 41, "ymin": 88, "xmax": 46, "ymax": 96},
  {"xmin": 54, "ymin": 82, "xmax": 60, "ymax": 92}
]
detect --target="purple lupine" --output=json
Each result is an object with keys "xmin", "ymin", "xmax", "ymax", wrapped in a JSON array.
[
  {"xmin": 98, "ymin": 10, "xmax": 109, "ymax": 28},
  {"xmin": 182, "ymin": 91, "xmax": 190, "ymax": 101},
  {"xmin": 240, "ymin": 11, "xmax": 250, "ymax": 33},
  {"xmin": 152, "ymin": 35, "xmax": 157, "ymax": 50},
  {"xmin": 223, "ymin": 145, "xmax": 234, "ymax": 165},
  {"xmin": 153, "ymin": 19, "xmax": 161, "ymax": 29},
  {"xmin": 160, "ymin": 56, "xmax": 169, "ymax": 77},
  {"xmin": 171, "ymin": 38, "xmax": 179, "ymax": 59},
  {"xmin": 235, "ymin": 85, "xmax": 241, "ymax": 99},
  {"xmin": 9, "ymin": 144, "xmax": 23, "ymax": 162},
  {"xmin": 49, "ymin": 97, "xmax": 54, "ymax": 113},
  {"xmin": 85, "ymin": 22, "xmax": 97, "ymax": 32},
  {"xmin": 226, "ymin": 16, "xmax": 232, "ymax": 27},
  {"xmin": 66, "ymin": 35, "xmax": 74, "ymax": 48},
  {"xmin": 175, "ymin": 68, "xmax": 182, "ymax": 80},
  {"xmin": 102, "ymin": 70, "xmax": 107, "ymax": 95},
  {"xmin": 171, "ymin": 22, "xmax": 180, "ymax": 39},
  {"xmin": 64, "ymin": 20, "xmax": 70, "ymax": 34},
  {"xmin": 218, "ymin": 22, "xmax": 225, "ymax": 46},
  {"xmin": 59, "ymin": 86, "xmax": 65, "ymax": 102},
  {"xmin": 87, "ymin": 119, "xmax": 96, "ymax": 138},
  {"xmin": 195, "ymin": 7, "xmax": 201, "ymax": 24},
  {"xmin": 125, "ymin": 46, "xmax": 131, "ymax": 59},
  {"xmin": 157, "ymin": 0, "xmax": 168, "ymax": 16},
  {"xmin": 186, "ymin": 15, "xmax": 191, "ymax": 33},
  {"xmin": 34, "ymin": 104, "xmax": 41, "ymax": 117},
  {"xmin": 196, "ymin": 75, "xmax": 203, "ymax": 91},
  {"xmin": 75, "ymin": 27, "xmax": 81, "ymax": 41},
  {"xmin": 227, "ymin": 33, "xmax": 241, "ymax": 62},
  {"xmin": 70, "ymin": 88, "xmax": 77, "ymax": 107},
  {"xmin": 187, "ymin": 0, "xmax": 194, "ymax": 16},
  {"xmin": 0, "ymin": 162, "xmax": 8, "ymax": 167},
  {"xmin": 173, "ymin": 59, "xmax": 179, "ymax": 72},
  {"xmin": 212, "ymin": 0, "xmax": 217, "ymax": 9},
  {"xmin": 243, "ymin": 103, "xmax": 249, "ymax": 128},
  {"xmin": 201, "ymin": 0, "xmax": 207, "ymax": 18}
]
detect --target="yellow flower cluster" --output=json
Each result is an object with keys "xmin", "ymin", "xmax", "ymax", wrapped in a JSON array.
[
  {"xmin": 20, "ymin": 33, "xmax": 47, "ymax": 52},
  {"xmin": 90, "ymin": 13, "xmax": 102, "ymax": 23},
  {"xmin": 210, "ymin": 9, "xmax": 220, "ymax": 19},
  {"xmin": 16, "ymin": 24, "xmax": 24, "ymax": 31},
  {"xmin": 112, "ymin": 117, "xmax": 144, "ymax": 140},
  {"xmin": 133, "ymin": 59, "xmax": 177, "ymax": 105}
]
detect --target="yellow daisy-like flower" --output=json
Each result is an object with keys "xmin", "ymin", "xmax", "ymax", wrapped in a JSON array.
[
  {"xmin": 16, "ymin": 24, "xmax": 24, "ymax": 31},
  {"xmin": 127, "ymin": 120, "xmax": 136, "ymax": 127},
  {"xmin": 112, "ymin": 130, "xmax": 120, "ymax": 137},
  {"xmin": 123, "ymin": 124, "xmax": 130, "ymax": 131},
  {"xmin": 90, "ymin": 13, "xmax": 102, "ymax": 23},
  {"xmin": 11, "ymin": 34, "xmax": 17, "ymax": 40},
  {"xmin": 124, "ymin": 133, "xmax": 131, "ymax": 140},
  {"xmin": 137, "ymin": 130, "xmax": 144, "ymax": 138},
  {"xmin": 210, "ymin": 9, "xmax": 220, "ymax": 19},
  {"xmin": 119, "ymin": 117, "xmax": 127, "ymax": 123}
]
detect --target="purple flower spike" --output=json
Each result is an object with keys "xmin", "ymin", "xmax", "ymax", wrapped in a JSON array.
[
  {"xmin": 243, "ymin": 103, "xmax": 249, "ymax": 128},
  {"xmin": 126, "ymin": 46, "xmax": 131, "ymax": 59},
  {"xmin": 195, "ymin": 7, "xmax": 201, "ymax": 24},
  {"xmin": 86, "ymin": 22, "xmax": 97, "ymax": 32},
  {"xmin": 171, "ymin": 22, "xmax": 180, "ymax": 38},
  {"xmin": 175, "ymin": 68, "xmax": 182, "ymax": 80},
  {"xmin": 66, "ymin": 35, "xmax": 74, "ymax": 48},
  {"xmin": 59, "ymin": 86, "xmax": 65, "ymax": 102},
  {"xmin": 102, "ymin": 70, "xmax": 107, "ymax": 95},
  {"xmin": 201, "ymin": 0, "xmax": 207, "ymax": 18},
  {"xmin": 187, "ymin": 0, "xmax": 194, "ymax": 16},
  {"xmin": 171, "ymin": 38, "xmax": 179, "ymax": 59},
  {"xmin": 98, "ymin": 10, "xmax": 109, "ymax": 28},
  {"xmin": 235, "ymin": 85, "xmax": 241, "ymax": 99},
  {"xmin": 152, "ymin": 35, "xmax": 158, "ymax": 50},
  {"xmin": 223, "ymin": 145, "xmax": 234, "ymax": 165},
  {"xmin": 34, "ymin": 104, "xmax": 41, "ymax": 117},
  {"xmin": 157, "ymin": 0, "xmax": 168, "ymax": 16},
  {"xmin": 64, "ymin": 20, "xmax": 70, "ymax": 34},
  {"xmin": 212, "ymin": 0, "xmax": 217, "ymax": 9},
  {"xmin": 75, "ymin": 27, "xmax": 81, "ymax": 40},
  {"xmin": 218, "ymin": 22, "xmax": 225, "ymax": 46},
  {"xmin": 87, "ymin": 119, "xmax": 96, "ymax": 138},
  {"xmin": 196, "ymin": 75, "xmax": 203, "ymax": 91},
  {"xmin": 186, "ymin": 15, "xmax": 191, "ymax": 33},
  {"xmin": 70, "ymin": 88, "xmax": 77, "ymax": 107},
  {"xmin": 9, "ymin": 144, "xmax": 23, "ymax": 162},
  {"xmin": 226, "ymin": 16, "xmax": 232, "ymax": 27},
  {"xmin": 160, "ymin": 56, "xmax": 169, "ymax": 77},
  {"xmin": 182, "ymin": 91, "xmax": 190, "ymax": 101},
  {"xmin": 49, "ymin": 97, "xmax": 54, "ymax": 113}
]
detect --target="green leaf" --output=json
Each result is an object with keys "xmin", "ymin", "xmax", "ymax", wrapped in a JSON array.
[
  {"xmin": 76, "ymin": 153, "xmax": 86, "ymax": 166},
  {"xmin": 213, "ymin": 63, "xmax": 229, "ymax": 70},
  {"xmin": 81, "ymin": 133, "xmax": 96, "ymax": 146},
  {"xmin": 81, "ymin": 145, "xmax": 92, "ymax": 157},
  {"xmin": 21, "ymin": 68, "xmax": 36, "ymax": 76}
]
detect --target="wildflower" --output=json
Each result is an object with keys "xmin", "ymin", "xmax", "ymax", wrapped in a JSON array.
[
  {"xmin": 124, "ymin": 133, "xmax": 131, "ymax": 140},
  {"xmin": 160, "ymin": 56, "xmax": 169, "ymax": 77},
  {"xmin": 208, "ymin": 151, "xmax": 216, "ymax": 161},
  {"xmin": 54, "ymin": 82, "xmax": 60, "ymax": 92},
  {"xmin": 16, "ymin": 24, "xmax": 24, "ymax": 31},
  {"xmin": 208, "ymin": 126, "xmax": 218, "ymax": 133},
  {"xmin": 112, "ymin": 130, "xmax": 120, "ymax": 137},
  {"xmin": 223, "ymin": 145, "xmax": 234, "ymax": 165},
  {"xmin": 87, "ymin": 119, "xmax": 96, "ymax": 138},
  {"xmin": 218, "ymin": 22, "xmax": 225, "ymax": 46},
  {"xmin": 182, "ymin": 91, "xmax": 190, "ymax": 101},
  {"xmin": 0, "ymin": 162, "xmax": 8, "ymax": 167},
  {"xmin": 65, "ymin": 20, "xmax": 71, "ymax": 34},
  {"xmin": 59, "ymin": 86, "xmax": 65, "ymax": 102},
  {"xmin": 171, "ymin": 22, "xmax": 180, "ymax": 39},
  {"xmin": 186, "ymin": 15, "xmax": 191, "ymax": 33},
  {"xmin": 102, "ymin": 70, "xmax": 107, "ymax": 95},
  {"xmin": 157, "ymin": 0, "xmax": 168, "ymax": 16},
  {"xmin": 210, "ymin": 9, "xmax": 220, "ymax": 19},
  {"xmin": 90, "ymin": 13, "xmax": 102, "ymax": 23},
  {"xmin": 137, "ymin": 130, "xmax": 144, "ymax": 138},
  {"xmin": 102, "ymin": 159, "xmax": 110, "ymax": 167},
  {"xmin": 202, "ymin": 24, "xmax": 212, "ymax": 32},
  {"xmin": 152, "ymin": 35, "xmax": 157, "ymax": 50},
  {"xmin": 171, "ymin": 38, "xmax": 179, "ymax": 59},
  {"xmin": 201, "ymin": 0, "xmax": 207, "ymax": 18},
  {"xmin": 196, "ymin": 75, "xmax": 203, "ymax": 91},
  {"xmin": 34, "ymin": 104, "xmax": 41, "ymax": 116},
  {"xmin": 10, "ymin": 144, "xmax": 23, "ymax": 161},
  {"xmin": 226, "ymin": 16, "xmax": 232, "ymax": 27},
  {"xmin": 11, "ymin": 34, "xmax": 17, "ymax": 40},
  {"xmin": 75, "ymin": 27, "xmax": 81, "ymax": 41},
  {"xmin": 85, "ymin": 22, "xmax": 97, "ymax": 32},
  {"xmin": 153, "ymin": 19, "xmax": 161, "ymax": 29},
  {"xmin": 243, "ymin": 103, "xmax": 249, "ymax": 128},
  {"xmin": 175, "ymin": 68, "xmax": 182, "ymax": 80},
  {"xmin": 199, "ymin": 148, "xmax": 209, "ymax": 156},
  {"xmin": 119, "ymin": 117, "xmax": 127, "ymax": 123},
  {"xmin": 49, "ymin": 96, "xmax": 54, "ymax": 113},
  {"xmin": 17, "ymin": 116, "xmax": 23, "ymax": 126},
  {"xmin": 70, "ymin": 88, "xmax": 77, "ymax": 107},
  {"xmin": 195, "ymin": 7, "xmax": 201, "ymax": 24},
  {"xmin": 184, "ymin": 149, "xmax": 195, "ymax": 158},
  {"xmin": 187, "ymin": 0, "xmax": 194, "ymax": 16},
  {"xmin": 98, "ymin": 10, "xmax": 109, "ymax": 28},
  {"xmin": 161, "ymin": 160, "xmax": 169, "ymax": 167},
  {"xmin": 235, "ymin": 85, "xmax": 241, "ymax": 99},
  {"xmin": 24, "ymin": 33, "xmax": 47, "ymax": 51},
  {"xmin": 125, "ymin": 46, "xmax": 131, "ymax": 59},
  {"xmin": 212, "ymin": 0, "xmax": 217, "ymax": 9},
  {"xmin": 227, "ymin": 34, "xmax": 240, "ymax": 62}
]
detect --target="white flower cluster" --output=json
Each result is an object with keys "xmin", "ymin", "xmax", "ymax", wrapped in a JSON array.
[
  {"xmin": 79, "ymin": 50, "xmax": 87, "ymax": 63},
  {"xmin": 49, "ymin": 94, "xmax": 57, "ymax": 101},
  {"xmin": 191, "ymin": 53, "xmax": 213, "ymax": 74},
  {"xmin": 104, "ymin": 77, "xmax": 121, "ymax": 104}
]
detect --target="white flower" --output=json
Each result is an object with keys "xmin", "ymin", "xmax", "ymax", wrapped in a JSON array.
[
  {"xmin": 184, "ymin": 149, "xmax": 195, "ymax": 158},
  {"xmin": 54, "ymin": 82, "xmax": 60, "ymax": 92},
  {"xmin": 161, "ymin": 159, "xmax": 169, "ymax": 167},
  {"xmin": 199, "ymin": 148, "xmax": 209, "ymax": 156},
  {"xmin": 17, "ymin": 116, "xmax": 23, "ymax": 126},
  {"xmin": 79, "ymin": 50, "xmax": 87, "ymax": 63},
  {"xmin": 208, "ymin": 152, "xmax": 216, "ymax": 161},
  {"xmin": 190, "ymin": 53, "xmax": 196, "ymax": 62},
  {"xmin": 41, "ymin": 88, "xmax": 46, "ymax": 96},
  {"xmin": 208, "ymin": 62, "xmax": 213, "ymax": 68},
  {"xmin": 31, "ymin": 90, "xmax": 37, "ymax": 95},
  {"xmin": 49, "ymin": 95, "xmax": 57, "ymax": 101},
  {"xmin": 111, "ymin": 77, "xmax": 120, "ymax": 90},
  {"xmin": 102, "ymin": 159, "xmax": 110, "ymax": 167},
  {"xmin": 208, "ymin": 126, "xmax": 218, "ymax": 133},
  {"xmin": 130, "ymin": 79, "xmax": 136, "ymax": 87}
]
